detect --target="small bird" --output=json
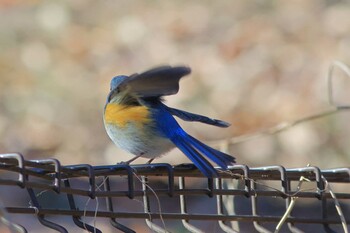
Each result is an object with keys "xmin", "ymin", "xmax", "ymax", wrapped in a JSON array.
[{"xmin": 103, "ymin": 66, "xmax": 235, "ymax": 177}]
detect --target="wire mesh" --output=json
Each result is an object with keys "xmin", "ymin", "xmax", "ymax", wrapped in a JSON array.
[{"xmin": 0, "ymin": 153, "xmax": 349, "ymax": 233}]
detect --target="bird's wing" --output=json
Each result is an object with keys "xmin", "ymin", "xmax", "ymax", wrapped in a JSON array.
[
  {"xmin": 164, "ymin": 105, "xmax": 231, "ymax": 128},
  {"xmin": 119, "ymin": 66, "xmax": 191, "ymax": 97}
]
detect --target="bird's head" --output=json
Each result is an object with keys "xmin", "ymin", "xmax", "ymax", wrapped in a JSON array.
[{"xmin": 106, "ymin": 75, "xmax": 129, "ymax": 103}]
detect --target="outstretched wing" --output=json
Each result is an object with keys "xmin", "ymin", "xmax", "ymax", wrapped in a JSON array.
[
  {"xmin": 119, "ymin": 66, "xmax": 191, "ymax": 97},
  {"xmin": 164, "ymin": 105, "xmax": 231, "ymax": 128}
]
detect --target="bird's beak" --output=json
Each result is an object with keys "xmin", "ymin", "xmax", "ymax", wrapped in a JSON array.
[{"xmin": 106, "ymin": 88, "xmax": 117, "ymax": 104}]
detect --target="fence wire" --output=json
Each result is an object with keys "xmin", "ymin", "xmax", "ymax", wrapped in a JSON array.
[{"xmin": 0, "ymin": 153, "xmax": 349, "ymax": 233}]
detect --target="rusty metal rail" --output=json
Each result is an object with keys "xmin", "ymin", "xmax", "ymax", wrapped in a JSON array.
[{"xmin": 0, "ymin": 153, "xmax": 349, "ymax": 232}]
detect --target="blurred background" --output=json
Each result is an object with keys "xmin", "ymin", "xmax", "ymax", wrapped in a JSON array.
[{"xmin": 0, "ymin": 0, "xmax": 350, "ymax": 232}]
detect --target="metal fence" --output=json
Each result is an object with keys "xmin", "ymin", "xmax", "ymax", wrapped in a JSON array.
[{"xmin": 0, "ymin": 153, "xmax": 349, "ymax": 233}]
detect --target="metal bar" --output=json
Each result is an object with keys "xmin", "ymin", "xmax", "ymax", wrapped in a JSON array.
[
  {"xmin": 0, "ymin": 153, "xmax": 26, "ymax": 188},
  {"xmin": 64, "ymin": 179, "xmax": 102, "ymax": 233},
  {"xmin": 1, "ymin": 158, "xmax": 349, "ymax": 181},
  {"xmin": 142, "ymin": 176, "xmax": 170, "ymax": 233},
  {"xmin": 5, "ymin": 207, "xmax": 350, "ymax": 224},
  {"xmin": 179, "ymin": 176, "xmax": 205, "ymax": 233},
  {"xmin": 1, "ymin": 180, "xmax": 349, "ymax": 200},
  {"xmin": 26, "ymin": 188, "xmax": 68, "ymax": 233},
  {"xmin": 28, "ymin": 159, "xmax": 61, "ymax": 193},
  {"xmin": 216, "ymin": 178, "xmax": 238, "ymax": 233},
  {"xmin": 103, "ymin": 176, "xmax": 136, "ymax": 233},
  {"xmin": 1, "ymin": 155, "xmax": 349, "ymax": 232}
]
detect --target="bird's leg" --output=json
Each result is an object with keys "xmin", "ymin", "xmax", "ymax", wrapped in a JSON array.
[
  {"xmin": 146, "ymin": 158, "xmax": 154, "ymax": 164},
  {"xmin": 118, "ymin": 153, "xmax": 144, "ymax": 165}
]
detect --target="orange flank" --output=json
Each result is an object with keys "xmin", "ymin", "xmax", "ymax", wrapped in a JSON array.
[{"xmin": 104, "ymin": 103, "xmax": 152, "ymax": 127}]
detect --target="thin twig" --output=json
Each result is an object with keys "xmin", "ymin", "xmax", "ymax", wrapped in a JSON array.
[
  {"xmin": 322, "ymin": 176, "xmax": 349, "ymax": 233},
  {"xmin": 328, "ymin": 60, "xmax": 350, "ymax": 107},
  {"xmin": 274, "ymin": 176, "xmax": 310, "ymax": 233},
  {"xmin": 133, "ymin": 172, "xmax": 168, "ymax": 233},
  {"xmin": 210, "ymin": 61, "xmax": 350, "ymax": 147}
]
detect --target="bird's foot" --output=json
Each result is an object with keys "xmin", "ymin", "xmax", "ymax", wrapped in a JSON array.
[
  {"xmin": 116, "ymin": 161, "xmax": 130, "ymax": 165},
  {"xmin": 117, "ymin": 153, "xmax": 144, "ymax": 165}
]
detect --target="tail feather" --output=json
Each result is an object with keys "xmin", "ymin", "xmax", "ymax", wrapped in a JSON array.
[
  {"xmin": 170, "ymin": 132, "xmax": 235, "ymax": 177},
  {"xmin": 186, "ymin": 134, "xmax": 236, "ymax": 168},
  {"xmin": 175, "ymin": 138, "xmax": 219, "ymax": 177},
  {"xmin": 165, "ymin": 105, "xmax": 231, "ymax": 128}
]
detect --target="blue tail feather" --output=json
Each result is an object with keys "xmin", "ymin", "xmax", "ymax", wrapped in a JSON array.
[
  {"xmin": 174, "ymin": 138, "xmax": 219, "ymax": 177},
  {"xmin": 170, "ymin": 132, "xmax": 235, "ymax": 177},
  {"xmin": 154, "ymin": 103, "xmax": 235, "ymax": 177},
  {"xmin": 186, "ymin": 134, "xmax": 235, "ymax": 168}
]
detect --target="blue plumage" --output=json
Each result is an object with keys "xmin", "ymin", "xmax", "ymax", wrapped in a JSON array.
[
  {"xmin": 151, "ymin": 101, "xmax": 235, "ymax": 177},
  {"xmin": 104, "ymin": 66, "xmax": 236, "ymax": 177}
]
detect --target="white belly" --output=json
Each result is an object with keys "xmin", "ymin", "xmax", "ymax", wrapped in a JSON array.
[{"xmin": 104, "ymin": 122, "xmax": 175, "ymax": 159}]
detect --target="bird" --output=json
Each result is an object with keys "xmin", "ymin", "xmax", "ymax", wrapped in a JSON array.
[{"xmin": 103, "ymin": 65, "xmax": 235, "ymax": 177}]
